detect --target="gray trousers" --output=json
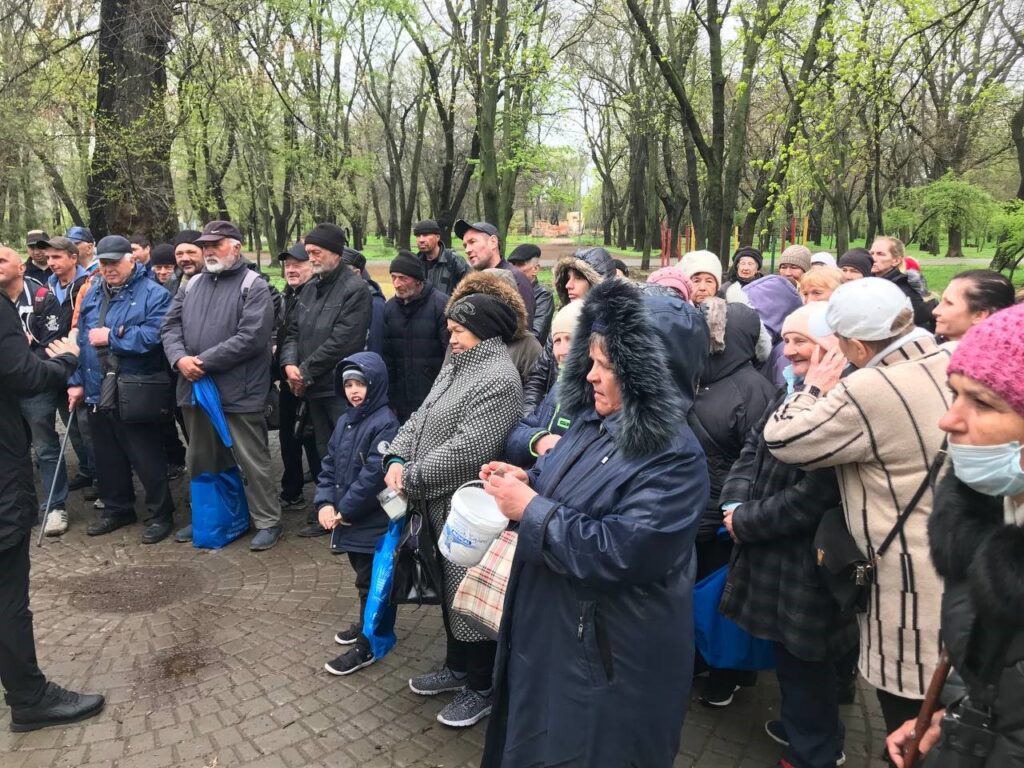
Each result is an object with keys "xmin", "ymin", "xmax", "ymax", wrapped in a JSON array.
[
  {"xmin": 307, "ymin": 395, "xmax": 346, "ymax": 460},
  {"xmin": 182, "ymin": 406, "xmax": 281, "ymax": 530}
]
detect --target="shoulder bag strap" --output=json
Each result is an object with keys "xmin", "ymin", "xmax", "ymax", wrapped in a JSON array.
[{"xmin": 876, "ymin": 436, "xmax": 948, "ymax": 558}]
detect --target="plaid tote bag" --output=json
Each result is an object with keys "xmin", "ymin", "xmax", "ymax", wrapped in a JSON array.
[{"xmin": 452, "ymin": 530, "xmax": 518, "ymax": 640}]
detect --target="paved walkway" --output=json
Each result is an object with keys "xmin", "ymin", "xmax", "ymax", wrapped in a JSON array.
[{"xmin": 5, "ymin": 437, "xmax": 891, "ymax": 768}]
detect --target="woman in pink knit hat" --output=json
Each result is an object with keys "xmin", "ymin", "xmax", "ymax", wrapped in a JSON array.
[{"xmin": 888, "ymin": 303, "xmax": 1024, "ymax": 767}]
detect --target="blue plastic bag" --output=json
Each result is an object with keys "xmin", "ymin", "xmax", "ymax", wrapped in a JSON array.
[
  {"xmin": 693, "ymin": 565, "xmax": 775, "ymax": 671},
  {"xmin": 191, "ymin": 468, "xmax": 251, "ymax": 549},
  {"xmin": 190, "ymin": 378, "xmax": 250, "ymax": 549},
  {"xmin": 361, "ymin": 518, "xmax": 404, "ymax": 658}
]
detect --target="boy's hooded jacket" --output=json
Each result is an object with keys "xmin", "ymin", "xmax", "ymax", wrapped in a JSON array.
[
  {"xmin": 313, "ymin": 352, "xmax": 399, "ymax": 553},
  {"xmin": 483, "ymin": 279, "xmax": 709, "ymax": 768}
]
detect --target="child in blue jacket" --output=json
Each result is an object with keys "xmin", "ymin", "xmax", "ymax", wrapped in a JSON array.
[{"xmin": 315, "ymin": 352, "xmax": 400, "ymax": 675}]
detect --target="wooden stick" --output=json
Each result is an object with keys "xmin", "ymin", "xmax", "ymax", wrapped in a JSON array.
[{"xmin": 904, "ymin": 653, "xmax": 952, "ymax": 768}]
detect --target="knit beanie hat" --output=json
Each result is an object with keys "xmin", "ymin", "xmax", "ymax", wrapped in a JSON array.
[
  {"xmin": 389, "ymin": 250, "xmax": 425, "ymax": 281},
  {"xmin": 779, "ymin": 244, "xmax": 812, "ymax": 273},
  {"xmin": 342, "ymin": 248, "xmax": 366, "ymax": 271},
  {"xmin": 647, "ymin": 266, "xmax": 695, "ymax": 302},
  {"xmin": 304, "ymin": 223, "xmax": 347, "ymax": 256},
  {"xmin": 733, "ymin": 246, "xmax": 763, "ymax": 270},
  {"xmin": 446, "ymin": 293, "xmax": 518, "ymax": 343},
  {"xmin": 550, "ymin": 300, "xmax": 584, "ymax": 339},
  {"xmin": 151, "ymin": 243, "xmax": 176, "ymax": 267},
  {"xmin": 341, "ymin": 367, "xmax": 367, "ymax": 385},
  {"xmin": 948, "ymin": 304, "xmax": 1024, "ymax": 418},
  {"xmin": 811, "ymin": 252, "xmax": 837, "ymax": 268},
  {"xmin": 679, "ymin": 250, "xmax": 722, "ymax": 288},
  {"xmin": 173, "ymin": 229, "xmax": 202, "ymax": 247},
  {"xmin": 782, "ymin": 304, "xmax": 840, "ymax": 353},
  {"xmin": 838, "ymin": 248, "xmax": 873, "ymax": 278}
]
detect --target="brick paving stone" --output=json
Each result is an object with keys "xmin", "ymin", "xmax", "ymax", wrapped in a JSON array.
[{"xmin": 2, "ymin": 441, "xmax": 891, "ymax": 768}]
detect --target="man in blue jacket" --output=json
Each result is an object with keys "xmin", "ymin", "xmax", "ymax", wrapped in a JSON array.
[{"xmin": 68, "ymin": 236, "xmax": 176, "ymax": 544}]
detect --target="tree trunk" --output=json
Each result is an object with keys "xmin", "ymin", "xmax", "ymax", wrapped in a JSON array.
[
  {"xmin": 1013, "ymin": 99, "xmax": 1024, "ymax": 200},
  {"xmin": 87, "ymin": 0, "xmax": 176, "ymax": 240},
  {"xmin": 947, "ymin": 224, "xmax": 964, "ymax": 258},
  {"xmin": 808, "ymin": 196, "xmax": 824, "ymax": 245}
]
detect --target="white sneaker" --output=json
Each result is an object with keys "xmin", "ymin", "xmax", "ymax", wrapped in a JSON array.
[
  {"xmin": 93, "ymin": 499, "xmax": 104, "ymax": 509},
  {"xmin": 44, "ymin": 508, "xmax": 69, "ymax": 536}
]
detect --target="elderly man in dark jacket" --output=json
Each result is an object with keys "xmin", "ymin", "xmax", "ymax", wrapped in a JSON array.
[
  {"xmin": 280, "ymin": 223, "xmax": 372, "ymax": 461},
  {"xmin": 382, "ymin": 250, "xmax": 449, "ymax": 422},
  {"xmin": 160, "ymin": 220, "xmax": 282, "ymax": 550},
  {"xmin": 480, "ymin": 279, "xmax": 709, "ymax": 768},
  {"xmin": 0, "ymin": 297, "xmax": 105, "ymax": 732},
  {"xmin": 68, "ymin": 237, "xmax": 176, "ymax": 544},
  {"xmin": 508, "ymin": 244, "xmax": 553, "ymax": 344}
]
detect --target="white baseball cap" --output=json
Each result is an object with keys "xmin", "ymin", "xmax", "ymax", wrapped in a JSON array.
[{"xmin": 808, "ymin": 277, "xmax": 913, "ymax": 341}]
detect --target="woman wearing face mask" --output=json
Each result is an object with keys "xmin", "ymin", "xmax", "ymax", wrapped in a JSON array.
[{"xmin": 886, "ymin": 303, "xmax": 1024, "ymax": 767}]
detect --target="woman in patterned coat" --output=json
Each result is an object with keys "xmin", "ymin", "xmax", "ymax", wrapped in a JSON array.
[{"xmin": 384, "ymin": 293, "xmax": 523, "ymax": 729}]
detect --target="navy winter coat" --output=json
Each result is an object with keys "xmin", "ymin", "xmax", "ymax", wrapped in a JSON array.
[
  {"xmin": 71, "ymin": 264, "xmax": 171, "ymax": 404},
  {"xmin": 363, "ymin": 275, "xmax": 386, "ymax": 354},
  {"xmin": 382, "ymin": 283, "xmax": 450, "ymax": 422},
  {"xmin": 313, "ymin": 352, "xmax": 400, "ymax": 554},
  {"xmin": 483, "ymin": 279, "xmax": 709, "ymax": 768},
  {"xmin": 504, "ymin": 381, "xmax": 572, "ymax": 468}
]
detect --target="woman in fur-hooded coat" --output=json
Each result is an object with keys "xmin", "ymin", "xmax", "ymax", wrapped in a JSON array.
[
  {"xmin": 445, "ymin": 271, "xmax": 541, "ymax": 383},
  {"xmin": 480, "ymin": 279, "xmax": 709, "ymax": 768}
]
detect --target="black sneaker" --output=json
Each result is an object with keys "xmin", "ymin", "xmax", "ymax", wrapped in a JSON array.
[
  {"xmin": 699, "ymin": 679, "xmax": 739, "ymax": 707},
  {"xmin": 10, "ymin": 683, "xmax": 104, "ymax": 732},
  {"xmin": 335, "ymin": 625, "xmax": 361, "ymax": 645},
  {"xmin": 279, "ymin": 494, "xmax": 306, "ymax": 510},
  {"xmin": 409, "ymin": 665, "xmax": 466, "ymax": 696},
  {"xmin": 67, "ymin": 473, "xmax": 93, "ymax": 491},
  {"xmin": 324, "ymin": 646, "xmax": 375, "ymax": 676},
  {"xmin": 297, "ymin": 522, "xmax": 329, "ymax": 537},
  {"xmin": 764, "ymin": 721, "xmax": 846, "ymax": 766}
]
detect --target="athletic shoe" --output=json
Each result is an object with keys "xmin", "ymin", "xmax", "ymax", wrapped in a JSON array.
[
  {"xmin": 436, "ymin": 688, "xmax": 492, "ymax": 728},
  {"xmin": 250, "ymin": 525, "xmax": 283, "ymax": 551},
  {"xmin": 324, "ymin": 646, "xmax": 375, "ymax": 676},
  {"xmin": 409, "ymin": 665, "xmax": 466, "ymax": 696},
  {"xmin": 699, "ymin": 680, "xmax": 739, "ymax": 707},
  {"xmin": 174, "ymin": 524, "xmax": 193, "ymax": 543},
  {"xmin": 44, "ymin": 508, "xmax": 68, "ymax": 537},
  {"xmin": 279, "ymin": 494, "xmax": 306, "ymax": 510},
  {"xmin": 9, "ymin": 683, "xmax": 104, "ymax": 732},
  {"xmin": 765, "ymin": 722, "xmax": 846, "ymax": 766},
  {"xmin": 335, "ymin": 625, "xmax": 360, "ymax": 645}
]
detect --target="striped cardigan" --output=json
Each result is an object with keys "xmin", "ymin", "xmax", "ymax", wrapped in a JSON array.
[{"xmin": 763, "ymin": 335, "xmax": 951, "ymax": 698}]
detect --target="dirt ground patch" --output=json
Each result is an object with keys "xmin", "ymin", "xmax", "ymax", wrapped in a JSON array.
[{"xmin": 66, "ymin": 563, "xmax": 204, "ymax": 614}]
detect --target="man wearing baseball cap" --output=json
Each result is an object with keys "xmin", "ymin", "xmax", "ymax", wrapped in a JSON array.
[
  {"xmin": 161, "ymin": 220, "xmax": 284, "ymax": 550},
  {"xmin": 24, "ymin": 229, "xmax": 51, "ymax": 283},
  {"xmin": 413, "ymin": 219, "xmax": 469, "ymax": 297},
  {"xmin": 763, "ymin": 278, "xmax": 951, "ymax": 735},
  {"xmin": 65, "ymin": 226, "xmax": 96, "ymax": 273},
  {"xmin": 453, "ymin": 219, "xmax": 535, "ymax": 325}
]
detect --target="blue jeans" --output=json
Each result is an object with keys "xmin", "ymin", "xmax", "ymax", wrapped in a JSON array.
[
  {"xmin": 19, "ymin": 391, "xmax": 68, "ymax": 513},
  {"xmin": 58, "ymin": 401, "xmax": 95, "ymax": 480}
]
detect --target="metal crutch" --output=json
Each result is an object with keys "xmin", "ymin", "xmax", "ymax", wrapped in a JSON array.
[{"xmin": 36, "ymin": 407, "xmax": 76, "ymax": 547}]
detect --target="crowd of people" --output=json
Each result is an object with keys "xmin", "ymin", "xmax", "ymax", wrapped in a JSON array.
[{"xmin": 1, "ymin": 217, "xmax": 1022, "ymax": 768}]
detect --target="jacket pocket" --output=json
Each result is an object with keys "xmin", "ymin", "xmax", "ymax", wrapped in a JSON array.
[{"xmin": 577, "ymin": 600, "xmax": 613, "ymax": 686}]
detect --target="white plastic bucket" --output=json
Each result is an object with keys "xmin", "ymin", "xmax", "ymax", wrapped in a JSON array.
[{"xmin": 439, "ymin": 481, "xmax": 509, "ymax": 566}]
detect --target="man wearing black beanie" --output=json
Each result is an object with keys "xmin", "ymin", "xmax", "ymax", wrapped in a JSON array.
[
  {"xmin": 413, "ymin": 219, "xmax": 469, "ymax": 296},
  {"xmin": 281, "ymin": 223, "xmax": 373, "ymax": 520},
  {"xmin": 383, "ymin": 250, "xmax": 450, "ymax": 422}
]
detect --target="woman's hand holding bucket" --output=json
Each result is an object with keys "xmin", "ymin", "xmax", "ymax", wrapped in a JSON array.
[{"xmin": 480, "ymin": 462, "xmax": 536, "ymax": 522}]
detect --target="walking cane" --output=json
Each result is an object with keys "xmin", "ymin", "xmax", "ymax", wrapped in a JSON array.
[
  {"xmin": 36, "ymin": 407, "xmax": 76, "ymax": 547},
  {"xmin": 903, "ymin": 653, "xmax": 952, "ymax": 768}
]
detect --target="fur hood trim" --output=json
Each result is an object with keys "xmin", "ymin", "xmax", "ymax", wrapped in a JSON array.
[
  {"xmin": 559, "ymin": 278, "xmax": 686, "ymax": 458},
  {"xmin": 929, "ymin": 470, "xmax": 1024, "ymax": 627},
  {"xmin": 447, "ymin": 271, "xmax": 530, "ymax": 340},
  {"xmin": 553, "ymin": 247, "xmax": 614, "ymax": 306},
  {"xmin": 702, "ymin": 297, "xmax": 728, "ymax": 354}
]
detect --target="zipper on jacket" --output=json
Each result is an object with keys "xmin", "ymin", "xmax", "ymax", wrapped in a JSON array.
[{"xmin": 577, "ymin": 605, "xmax": 584, "ymax": 641}]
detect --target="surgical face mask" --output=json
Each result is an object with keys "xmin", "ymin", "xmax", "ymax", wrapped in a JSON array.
[{"xmin": 948, "ymin": 441, "xmax": 1024, "ymax": 498}]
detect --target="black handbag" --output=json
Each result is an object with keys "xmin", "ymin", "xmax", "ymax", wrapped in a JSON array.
[
  {"xmin": 390, "ymin": 512, "xmax": 443, "ymax": 607},
  {"xmin": 814, "ymin": 439, "xmax": 947, "ymax": 616},
  {"xmin": 116, "ymin": 371, "xmax": 173, "ymax": 423}
]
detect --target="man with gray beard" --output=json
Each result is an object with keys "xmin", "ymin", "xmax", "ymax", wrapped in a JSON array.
[{"xmin": 160, "ymin": 220, "xmax": 283, "ymax": 550}]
